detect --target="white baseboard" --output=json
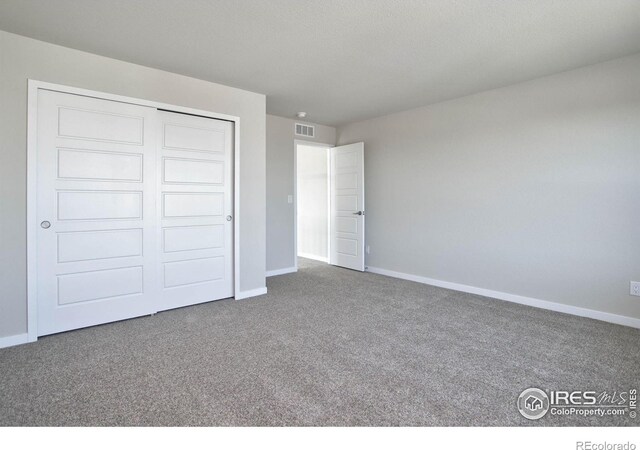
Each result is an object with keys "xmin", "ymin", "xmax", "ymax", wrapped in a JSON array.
[
  {"xmin": 235, "ymin": 287, "xmax": 268, "ymax": 300},
  {"xmin": 0, "ymin": 333, "xmax": 31, "ymax": 349},
  {"xmin": 266, "ymin": 267, "xmax": 298, "ymax": 277},
  {"xmin": 367, "ymin": 266, "xmax": 640, "ymax": 329},
  {"xmin": 298, "ymin": 253, "xmax": 329, "ymax": 263}
]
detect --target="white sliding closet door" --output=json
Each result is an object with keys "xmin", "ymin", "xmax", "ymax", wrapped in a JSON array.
[
  {"xmin": 36, "ymin": 90, "xmax": 158, "ymax": 335},
  {"xmin": 35, "ymin": 89, "xmax": 235, "ymax": 336},
  {"xmin": 157, "ymin": 111, "xmax": 234, "ymax": 311}
]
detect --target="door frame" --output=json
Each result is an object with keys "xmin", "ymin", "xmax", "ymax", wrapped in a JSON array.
[
  {"xmin": 293, "ymin": 139, "xmax": 333, "ymax": 269},
  {"xmin": 26, "ymin": 80, "xmax": 241, "ymax": 343}
]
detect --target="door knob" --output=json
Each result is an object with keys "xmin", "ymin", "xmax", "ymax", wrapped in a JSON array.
[
  {"xmin": 40, "ymin": 221, "xmax": 51, "ymax": 229},
  {"xmin": 226, "ymin": 215, "xmax": 233, "ymax": 221},
  {"xmin": 353, "ymin": 211, "xmax": 364, "ymax": 216}
]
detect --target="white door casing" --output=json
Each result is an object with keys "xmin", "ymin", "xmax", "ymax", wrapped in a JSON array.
[
  {"xmin": 34, "ymin": 88, "xmax": 235, "ymax": 336},
  {"xmin": 330, "ymin": 142, "xmax": 365, "ymax": 271},
  {"xmin": 36, "ymin": 90, "xmax": 158, "ymax": 335},
  {"xmin": 157, "ymin": 111, "xmax": 234, "ymax": 311}
]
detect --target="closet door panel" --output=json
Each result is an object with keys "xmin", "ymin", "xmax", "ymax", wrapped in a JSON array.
[
  {"xmin": 157, "ymin": 111, "xmax": 234, "ymax": 310},
  {"xmin": 36, "ymin": 90, "xmax": 158, "ymax": 335}
]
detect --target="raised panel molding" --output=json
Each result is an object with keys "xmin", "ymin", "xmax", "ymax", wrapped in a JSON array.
[
  {"xmin": 335, "ymin": 195, "xmax": 357, "ymax": 212},
  {"xmin": 57, "ymin": 229, "xmax": 143, "ymax": 263},
  {"xmin": 163, "ymin": 225, "xmax": 224, "ymax": 253},
  {"xmin": 335, "ymin": 172, "xmax": 358, "ymax": 190},
  {"xmin": 163, "ymin": 157, "xmax": 223, "ymax": 185},
  {"xmin": 163, "ymin": 192, "xmax": 224, "ymax": 217},
  {"xmin": 57, "ymin": 191, "xmax": 143, "ymax": 220},
  {"xmin": 163, "ymin": 123, "xmax": 225, "ymax": 152},
  {"xmin": 336, "ymin": 238, "xmax": 358, "ymax": 256},
  {"xmin": 58, "ymin": 107, "xmax": 143, "ymax": 145},
  {"xmin": 58, "ymin": 148, "xmax": 143, "ymax": 182},
  {"xmin": 335, "ymin": 217, "xmax": 358, "ymax": 234},
  {"xmin": 334, "ymin": 151, "xmax": 357, "ymax": 169},
  {"xmin": 57, "ymin": 266, "xmax": 143, "ymax": 305},
  {"xmin": 164, "ymin": 257, "xmax": 225, "ymax": 288}
]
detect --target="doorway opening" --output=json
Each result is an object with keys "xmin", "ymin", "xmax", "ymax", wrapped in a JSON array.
[
  {"xmin": 294, "ymin": 140, "xmax": 366, "ymax": 272},
  {"xmin": 295, "ymin": 141, "xmax": 331, "ymax": 267}
]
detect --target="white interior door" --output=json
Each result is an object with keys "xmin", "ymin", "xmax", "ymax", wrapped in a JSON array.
[
  {"xmin": 157, "ymin": 111, "xmax": 234, "ymax": 310},
  {"xmin": 36, "ymin": 90, "xmax": 158, "ymax": 335},
  {"xmin": 330, "ymin": 142, "xmax": 365, "ymax": 271}
]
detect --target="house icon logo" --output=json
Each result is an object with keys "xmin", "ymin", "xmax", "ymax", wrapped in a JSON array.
[
  {"xmin": 517, "ymin": 388, "xmax": 550, "ymax": 420},
  {"xmin": 525, "ymin": 395, "xmax": 543, "ymax": 410}
]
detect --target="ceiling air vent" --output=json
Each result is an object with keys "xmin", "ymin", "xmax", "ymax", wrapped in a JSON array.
[{"xmin": 295, "ymin": 123, "xmax": 315, "ymax": 138}]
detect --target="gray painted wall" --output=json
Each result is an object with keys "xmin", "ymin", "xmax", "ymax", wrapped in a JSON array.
[
  {"xmin": 337, "ymin": 53, "xmax": 640, "ymax": 321},
  {"xmin": 297, "ymin": 145, "xmax": 329, "ymax": 260},
  {"xmin": 266, "ymin": 115, "xmax": 335, "ymax": 272},
  {"xmin": 0, "ymin": 31, "xmax": 266, "ymax": 339}
]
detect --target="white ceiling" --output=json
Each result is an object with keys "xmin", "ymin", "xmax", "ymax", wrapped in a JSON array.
[{"xmin": 1, "ymin": 0, "xmax": 639, "ymax": 126}]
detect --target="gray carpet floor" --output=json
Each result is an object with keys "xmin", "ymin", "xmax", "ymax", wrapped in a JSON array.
[{"xmin": 1, "ymin": 258, "xmax": 638, "ymax": 426}]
